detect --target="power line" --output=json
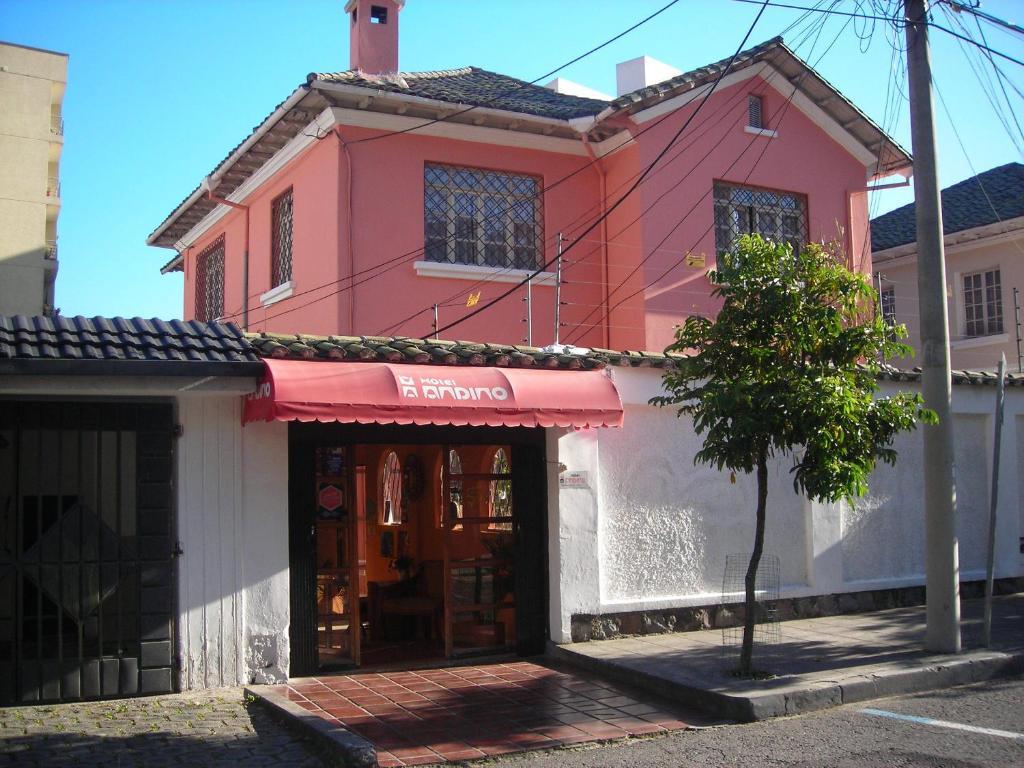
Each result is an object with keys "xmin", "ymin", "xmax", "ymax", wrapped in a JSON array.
[
  {"xmin": 427, "ymin": 0, "xmax": 775, "ymax": 339},
  {"xmin": 346, "ymin": 0, "xmax": 683, "ymax": 146},
  {"xmin": 564, "ymin": 7, "xmax": 846, "ymax": 344}
]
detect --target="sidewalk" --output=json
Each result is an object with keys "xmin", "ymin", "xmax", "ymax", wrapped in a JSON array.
[{"xmin": 553, "ymin": 594, "xmax": 1024, "ymax": 722}]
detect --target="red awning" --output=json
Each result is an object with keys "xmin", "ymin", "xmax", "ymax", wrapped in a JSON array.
[{"xmin": 243, "ymin": 358, "xmax": 623, "ymax": 429}]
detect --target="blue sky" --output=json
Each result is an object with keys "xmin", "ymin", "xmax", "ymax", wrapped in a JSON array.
[{"xmin": 3, "ymin": 0, "xmax": 1022, "ymax": 320}]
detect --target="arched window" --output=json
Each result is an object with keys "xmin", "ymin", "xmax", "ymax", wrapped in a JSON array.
[
  {"xmin": 446, "ymin": 448, "xmax": 464, "ymax": 531},
  {"xmin": 381, "ymin": 450, "xmax": 403, "ymax": 525},
  {"xmin": 488, "ymin": 448, "xmax": 512, "ymax": 531}
]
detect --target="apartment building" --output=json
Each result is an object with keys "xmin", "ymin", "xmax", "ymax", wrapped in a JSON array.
[{"xmin": 0, "ymin": 41, "xmax": 68, "ymax": 316}]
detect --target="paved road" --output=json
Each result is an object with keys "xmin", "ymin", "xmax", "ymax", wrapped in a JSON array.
[{"xmin": 486, "ymin": 675, "xmax": 1024, "ymax": 768}]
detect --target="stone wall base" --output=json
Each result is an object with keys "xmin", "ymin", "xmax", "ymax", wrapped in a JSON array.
[{"xmin": 570, "ymin": 577, "xmax": 1024, "ymax": 642}]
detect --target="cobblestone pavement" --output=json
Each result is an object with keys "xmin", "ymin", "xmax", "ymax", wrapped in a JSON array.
[{"xmin": 0, "ymin": 688, "xmax": 328, "ymax": 768}]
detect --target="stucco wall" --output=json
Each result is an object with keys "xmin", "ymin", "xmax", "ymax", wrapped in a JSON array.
[
  {"xmin": 549, "ymin": 367, "xmax": 1024, "ymax": 643},
  {"xmin": 176, "ymin": 394, "xmax": 290, "ymax": 689}
]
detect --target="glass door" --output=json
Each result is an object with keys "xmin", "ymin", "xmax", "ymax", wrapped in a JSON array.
[
  {"xmin": 314, "ymin": 447, "xmax": 360, "ymax": 667},
  {"xmin": 442, "ymin": 445, "xmax": 516, "ymax": 658}
]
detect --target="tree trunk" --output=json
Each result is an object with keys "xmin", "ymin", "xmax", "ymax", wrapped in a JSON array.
[{"xmin": 739, "ymin": 451, "xmax": 769, "ymax": 676}]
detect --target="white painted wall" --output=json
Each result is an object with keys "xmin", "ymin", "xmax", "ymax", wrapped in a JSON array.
[
  {"xmin": 548, "ymin": 367, "xmax": 1024, "ymax": 643},
  {"xmin": 176, "ymin": 396, "xmax": 290, "ymax": 688}
]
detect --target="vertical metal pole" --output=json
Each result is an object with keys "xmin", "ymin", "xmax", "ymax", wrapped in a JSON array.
[
  {"xmin": 983, "ymin": 354, "xmax": 1006, "ymax": 648},
  {"xmin": 905, "ymin": 0, "xmax": 960, "ymax": 653},
  {"xmin": 554, "ymin": 233, "xmax": 564, "ymax": 346},
  {"xmin": 525, "ymin": 279, "xmax": 533, "ymax": 346},
  {"xmin": 1014, "ymin": 287, "xmax": 1022, "ymax": 373},
  {"xmin": 432, "ymin": 304, "xmax": 438, "ymax": 338}
]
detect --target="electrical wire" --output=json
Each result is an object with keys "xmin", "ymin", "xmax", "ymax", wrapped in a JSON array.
[{"xmin": 427, "ymin": 0, "xmax": 775, "ymax": 339}]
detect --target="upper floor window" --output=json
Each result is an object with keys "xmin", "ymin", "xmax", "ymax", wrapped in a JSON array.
[
  {"xmin": 713, "ymin": 182, "xmax": 807, "ymax": 256},
  {"xmin": 963, "ymin": 268, "xmax": 1003, "ymax": 337},
  {"xmin": 424, "ymin": 163, "xmax": 543, "ymax": 271},
  {"xmin": 271, "ymin": 188, "xmax": 294, "ymax": 288},
  {"xmin": 747, "ymin": 94, "xmax": 764, "ymax": 129},
  {"xmin": 195, "ymin": 237, "xmax": 225, "ymax": 322},
  {"xmin": 880, "ymin": 286, "xmax": 896, "ymax": 327}
]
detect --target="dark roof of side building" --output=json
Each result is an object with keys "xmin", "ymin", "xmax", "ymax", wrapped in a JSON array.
[
  {"xmin": 0, "ymin": 315, "xmax": 263, "ymax": 376},
  {"xmin": 871, "ymin": 162, "xmax": 1024, "ymax": 252}
]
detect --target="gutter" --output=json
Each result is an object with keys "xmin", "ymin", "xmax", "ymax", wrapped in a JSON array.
[{"xmin": 146, "ymin": 84, "xmax": 311, "ymax": 247}]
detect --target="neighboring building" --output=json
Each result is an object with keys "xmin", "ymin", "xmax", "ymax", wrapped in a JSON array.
[
  {"xmin": 0, "ymin": 42, "xmax": 68, "ymax": 316},
  {"xmin": 872, "ymin": 162, "xmax": 1024, "ymax": 371},
  {"xmin": 4, "ymin": 316, "xmax": 1023, "ymax": 703},
  {"xmin": 148, "ymin": 0, "xmax": 909, "ymax": 351}
]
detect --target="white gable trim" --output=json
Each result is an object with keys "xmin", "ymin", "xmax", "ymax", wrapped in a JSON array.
[
  {"xmin": 761, "ymin": 64, "xmax": 877, "ymax": 168},
  {"xmin": 629, "ymin": 64, "xmax": 767, "ymax": 124},
  {"xmin": 174, "ymin": 108, "xmax": 334, "ymax": 251},
  {"xmin": 629, "ymin": 62, "xmax": 878, "ymax": 169}
]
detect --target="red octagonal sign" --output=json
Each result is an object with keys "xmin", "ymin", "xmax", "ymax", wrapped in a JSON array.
[{"xmin": 318, "ymin": 484, "xmax": 344, "ymax": 513}]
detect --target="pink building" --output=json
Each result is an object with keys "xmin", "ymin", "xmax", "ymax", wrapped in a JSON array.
[{"xmin": 148, "ymin": 0, "xmax": 910, "ymax": 351}]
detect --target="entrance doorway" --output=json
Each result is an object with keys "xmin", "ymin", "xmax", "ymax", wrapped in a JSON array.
[{"xmin": 288, "ymin": 424, "xmax": 546, "ymax": 674}]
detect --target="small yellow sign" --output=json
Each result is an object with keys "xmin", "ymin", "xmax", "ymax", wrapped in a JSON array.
[
  {"xmin": 466, "ymin": 291, "xmax": 481, "ymax": 307},
  {"xmin": 684, "ymin": 253, "xmax": 706, "ymax": 268}
]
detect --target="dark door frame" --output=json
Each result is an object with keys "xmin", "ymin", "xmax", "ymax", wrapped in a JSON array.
[{"xmin": 286, "ymin": 422, "xmax": 549, "ymax": 674}]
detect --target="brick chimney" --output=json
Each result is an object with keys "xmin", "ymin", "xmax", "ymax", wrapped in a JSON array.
[{"xmin": 346, "ymin": 0, "xmax": 404, "ymax": 75}]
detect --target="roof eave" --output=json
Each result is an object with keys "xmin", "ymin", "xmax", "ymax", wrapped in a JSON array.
[{"xmin": 146, "ymin": 83, "xmax": 311, "ymax": 249}]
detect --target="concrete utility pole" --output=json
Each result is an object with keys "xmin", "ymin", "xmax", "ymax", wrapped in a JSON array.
[{"xmin": 904, "ymin": 0, "xmax": 961, "ymax": 653}]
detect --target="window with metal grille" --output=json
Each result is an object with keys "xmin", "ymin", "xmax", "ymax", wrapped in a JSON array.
[
  {"xmin": 195, "ymin": 237, "xmax": 225, "ymax": 322},
  {"xmin": 271, "ymin": 188, "xmax": 294, "ymax": 288},
  {"xmin": 748, "ymin": 94, "xmax": 764, "ymax": 129},
  {"xmin": 880, "ymin": 286, "xmax": 896, "ymax": 326},
  {"xmin": 424, "ymin": 163, "xmax": 543, "ymax": 270},
  {"xmin": 713, "ymin": 182, "xmax": 807, "ymax": 256},
  {"xmin": 962, "ymin": 268, "xmax": 1003, "ymax": 336}
]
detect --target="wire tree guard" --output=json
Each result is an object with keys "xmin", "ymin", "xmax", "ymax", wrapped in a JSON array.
[{"xmin": 720, "ymin": 552, "xmax": 782, "ymax": 663}]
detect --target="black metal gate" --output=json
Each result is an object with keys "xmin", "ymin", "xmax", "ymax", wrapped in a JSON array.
[{"xmin": 0, "ymin": 401, "xmax": 176, "ymax": 704}]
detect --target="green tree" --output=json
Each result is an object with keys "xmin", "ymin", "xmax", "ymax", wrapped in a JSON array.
[{"xmin": 652, "ymin": 235, "xmax": 935, "ymax": 677}]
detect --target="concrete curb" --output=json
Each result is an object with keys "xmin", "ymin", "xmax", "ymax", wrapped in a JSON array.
[
  {"xmin": 246, "ymin": 685, "xmax": 377, "ymax": 768},
  {"xmin": 550, "ymin": 645, "xmax": 1024, "ymax": 723}
]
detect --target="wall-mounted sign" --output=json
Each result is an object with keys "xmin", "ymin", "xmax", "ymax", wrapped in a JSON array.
[
  {"xmin": 318, "ymin": 483, "xmax": 344, "ymax": 514},
  {"xmin": 559, "ymin": 471, "xmax": 590, "ymax": 489}
]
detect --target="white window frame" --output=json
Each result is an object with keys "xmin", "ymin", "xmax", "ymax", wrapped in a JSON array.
[{"xmin": 961, "ymin": 267, "xmax": 1003, "ymax": 337}]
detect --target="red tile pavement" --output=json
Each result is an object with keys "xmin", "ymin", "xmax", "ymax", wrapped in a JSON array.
[{"xmin": 274, "ymin": 661, "xmax": 706, "ymax": 766}]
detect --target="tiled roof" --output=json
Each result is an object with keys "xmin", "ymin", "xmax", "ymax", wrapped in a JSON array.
[
  {"xmin": 872, "ymin": 162, "xmax": 1024, "ymax": 252},
  {"xmin": 0, "ymin": 315, "xmax": 262, "ymax": 370},
  {"xmin": 309, "ymin": 67, "xmax": 609, "ymax": 121},
  {"xmin": 245, "ymin": 332, "xmax": 1024, "ymax": 386},
  {"xmin": 609, "ymin": 37, "xmax": 911, "ymax": 176},
  {"xmin": 245, "ymin": 332, "xmax": 679, "ymax": 371}
]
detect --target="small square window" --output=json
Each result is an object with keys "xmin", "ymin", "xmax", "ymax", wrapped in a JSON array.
[
  {"xmin": 370, "ymin": 5, "xmax": 387, "ymax": 24},
  {"xmin": 748, "ymin": 94, "xmax": 764, "ymax": 129}
]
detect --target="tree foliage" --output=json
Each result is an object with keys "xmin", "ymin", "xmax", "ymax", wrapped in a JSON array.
[
  {"xmin": 652, "ymin": 235, "xmax": 935, "ymax": 675},
  {"xmin": 653, "ymin": 235, "xmax": 934, "ymax": 501}
]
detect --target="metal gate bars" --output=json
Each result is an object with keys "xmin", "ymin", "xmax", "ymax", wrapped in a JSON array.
[{"xmin": 0, "ymin": 401, "xmax": 176, "ymax": 704}]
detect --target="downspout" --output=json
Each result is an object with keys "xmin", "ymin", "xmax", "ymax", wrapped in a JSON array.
[
  {"xmin": 334, "ymin": 126, "xmax": 356, "ymax": 334},
  {"xmin": 202, "ymin": 177, "xmax": 250, "ymax": 330},
  {"xmin": 579, "ymin": 135, "xmax": 611, "ymax": 350}
]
